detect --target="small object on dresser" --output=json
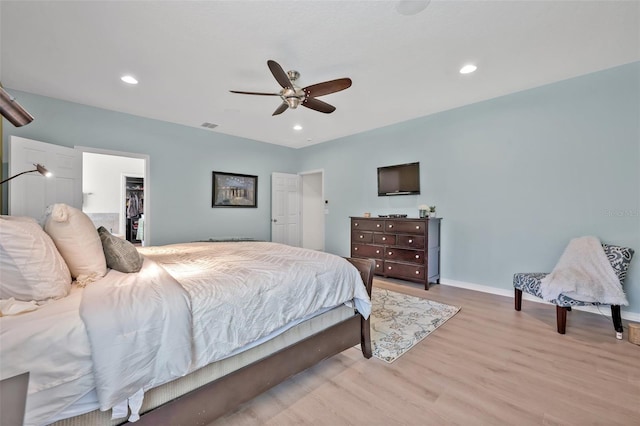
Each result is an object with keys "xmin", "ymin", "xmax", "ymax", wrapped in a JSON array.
[
  {"xmin": 363, "ymin": 212, "xmax": 371, "ymax": 218},
  {"xmin": 629, "ymin": 323, "xmax": 640, "ymax": 345}
]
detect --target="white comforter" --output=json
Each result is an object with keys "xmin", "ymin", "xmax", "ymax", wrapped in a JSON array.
[
  {"xmin": 78, "ymin": 242, "xmax": 371, "ymax": 419},
  {"xmin": 139, "ymin": 242, "xmax": 371, "ymax": 369}
]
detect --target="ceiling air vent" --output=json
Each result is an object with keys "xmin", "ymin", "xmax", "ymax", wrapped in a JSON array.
[{"xmin": 201, "ymin": 122, "xmax": 218, "ymax": 129}]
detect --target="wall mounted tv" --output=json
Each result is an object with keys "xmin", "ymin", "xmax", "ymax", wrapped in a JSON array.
[{"xmin": 377, "ymin": 162, "xmax": 420, "ymax": 196}]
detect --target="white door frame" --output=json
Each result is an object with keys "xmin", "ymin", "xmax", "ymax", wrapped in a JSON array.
[
  {"xmin": 299, "ymin": 169, "xmax": 325, "ymax": 251},
  {"xmin": 77, "ymin": 146, "xmax": 151, "ymax": 246}
]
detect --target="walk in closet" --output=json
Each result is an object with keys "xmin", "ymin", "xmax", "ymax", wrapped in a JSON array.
[{"xmin": 125, "ymin": 176, "xmax": 144, "ymax": 244}]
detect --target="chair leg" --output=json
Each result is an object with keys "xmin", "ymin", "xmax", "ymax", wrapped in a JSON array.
[
  {"xmin": 556, "ymin": 306, "xmax": 568, "ymax": 334},
  {"xmin": 611, "ymin": 305, "xmax": 623, "ymax": 340},
  {"xmin": 514, "ymin": 288, "xmax": 522, "ymax": 311}
]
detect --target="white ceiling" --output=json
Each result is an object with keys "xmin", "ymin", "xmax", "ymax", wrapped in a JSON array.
[{"xmin": 1, "ymin": 1, "xmax": 639, "ymax": 148}]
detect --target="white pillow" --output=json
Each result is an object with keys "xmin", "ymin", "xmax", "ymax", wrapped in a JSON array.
[
  {"xmin": 0, "ymin": 215, "xmax": 72, "ymax": 301},
  {"xmin": 43, "ymin": 204, "xmax": 107, "ymax": 284}
]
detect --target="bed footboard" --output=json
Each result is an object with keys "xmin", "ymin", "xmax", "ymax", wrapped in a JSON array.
[{"xmin": 346, "ymin": 257, "xmax": 374, "ymax": 359}]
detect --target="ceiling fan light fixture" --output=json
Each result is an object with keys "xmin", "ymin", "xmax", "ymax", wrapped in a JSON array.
[
  {"xmin": 293, "ymin": 124, "xmax": 303, "ymax": 131},
  {"xmin": 285, "ymin": 97, "xmax": 300, "ymax": 109},
  {"xmin": 460, "ymin": 64, "xmax": 477, "ymax": 74}
]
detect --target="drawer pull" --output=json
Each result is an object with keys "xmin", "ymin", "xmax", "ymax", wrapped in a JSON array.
[
  {"xmin": 359, "ymin": 235, "xmax": 363, "ymax": 239},
  {"xmin": 354, "ymin": 247, "xmax": 358, "ymax": 251},
  {"xmin": 388, "ymin": 266, "xmax": 392, "ymax": 270},
  {"xmin": 415, "ymin": 270, "xmax": 420, "ymax": 275},
  {"xmin": 376, "ymin": 224, "xmax": 381, "ymax": 228},
  {"xmin": 408, "ymin": 239, "xmax": 413, "ymax": 243},
  {"xmin": 355, "ymin": 223, "xmax": 359, "ymax": 227},
  {"xmin": 388, "ymin": 251, "xmax": 393, "ymax": 255},
  {"xmin": 376, "ymin": 250, "xmax": 380, "ymax": 254},
  {"xmin": 376, "ymin": 264, "xmax": 380, "ymax": 268},
  {"xmin": 416, "ymin": 225, "xmax": 420, "ymax": 230},
  {"xmin": 415, "ymin": 255, "xmax": 420, "ymax": 259},
  {"xmin": 382, "ymin": 237, "xmax": 386, "ymax": 241},
  {"xmin": 388, "ymin": 224, "xmax": 393, "ymax": 228}
]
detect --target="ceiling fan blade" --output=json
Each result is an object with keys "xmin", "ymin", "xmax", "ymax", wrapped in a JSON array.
[
  {"xmin": 267, "ymin": 60, "xmax": 292, "ymax": 89},
  {"xmin": 229, "ymin": 90, "xmax": 280, "ymax": 96},
  {"xmin": 303, "ymin": 78, "xmax": 352, "ymax": 98},
  {"xmin": 272, "ymin": 102, "xmax": 289, "ymax": 116},
  {"xmin": 302, "ymin": 97, "xmax": 336, "ymax": 114}
]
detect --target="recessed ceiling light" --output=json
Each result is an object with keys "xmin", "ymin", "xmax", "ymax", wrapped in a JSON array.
[
  {"xmin": 459, "ymin": 64, "xmax": 477, "ymax": 75},
  {"xmin": 293, "ymin": 124, "xmax": 303, "ymax": 131},
  {"xmin": 121, "ymin": 75, "xmax": 138, "ymax": 85}
]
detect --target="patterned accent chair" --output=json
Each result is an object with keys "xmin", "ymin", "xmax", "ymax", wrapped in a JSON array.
[{"xmin": 513, "ymin": 244, "xmax": 634, "ymax": 338}]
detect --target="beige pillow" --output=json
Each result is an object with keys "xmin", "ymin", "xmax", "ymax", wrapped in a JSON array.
[
  {"xmin": 0, "ymin": 216, "xmax": 72, "ymax": 301},
  {"xmin": 97, "ymin": 226, "xmax": 144, "ymax": 273},
  {"xmin": 43, "ymin": 204, "xmax": 107, "ymax": 284}
]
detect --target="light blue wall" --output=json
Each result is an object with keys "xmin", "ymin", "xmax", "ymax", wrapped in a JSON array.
[
  {"xmin": 296, "ymin": 62, "xmax": 640, "ymax": 315},
  {"xmin": 3, "ymin": 63, "xmax": 638, "ymax": 315},
  {"xmin": 1, "ymin": 92, "xmax": 298, "ymax": 245}
]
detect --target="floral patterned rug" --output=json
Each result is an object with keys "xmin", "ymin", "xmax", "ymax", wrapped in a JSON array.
[{"xmin": 370, "ymin": 287, "xmax": 461, "ymax": 363}]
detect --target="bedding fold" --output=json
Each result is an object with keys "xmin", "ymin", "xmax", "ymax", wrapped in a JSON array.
[{"xmin": 79, "ymin": 258, "xmax": 192, "ymax": 411}]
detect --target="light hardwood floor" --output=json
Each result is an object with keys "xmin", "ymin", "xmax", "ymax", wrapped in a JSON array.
[{"xmin": 212, "ymin": 279, "xmax": 640, "ymax": 425}]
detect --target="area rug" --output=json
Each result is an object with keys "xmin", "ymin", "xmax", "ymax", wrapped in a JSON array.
[{"xmin": 370, "ymin": 287, "xmax": 460, "ymax": 363}]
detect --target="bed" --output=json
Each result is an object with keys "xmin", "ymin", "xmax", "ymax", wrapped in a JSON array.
[{"xmin": 0, "ymin": 205, "xmax": 373, "ymax": 426}]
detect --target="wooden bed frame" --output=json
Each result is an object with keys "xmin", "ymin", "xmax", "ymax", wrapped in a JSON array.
[{"xmin": 129, "ymin": 257, "xmax": 374, "ymax": 425}]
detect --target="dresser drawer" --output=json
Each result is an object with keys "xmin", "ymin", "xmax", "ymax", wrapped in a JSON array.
[
  {"xmin": 385, "ymin": 220, "xmax": 426, "ymax": 234},
  {"xmin": 373, "ymin": 233, "xmax": 396, "ymax": 245},
  {"xmin": 383, "ymin": 261, "xmax": 425, "ymax": 280},
  {"xmin": 351, "ymin": 231, "xmax": 373, "ymax": 243},
  {"xmin": 384, "ymin": 247, "xmax": 425, "ymax": 264},
  {"xmin": 351, "ymin": 243, "xmax": 384, "ymax": 259},
  {"xmin": 352, "ymin": 219, "xmax": 385, "ymax": 231},
  {"xmin": 396, "ymin": 235, "xmax": 425, "ymax": 249}
]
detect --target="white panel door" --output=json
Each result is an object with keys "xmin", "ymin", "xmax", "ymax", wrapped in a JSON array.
[
  {"xmin": 271, "ymin": 172, "xmax": 300, "ymax": 246},
  {"xmin": 9, "ymin": 136, "xmax": 82, "ymax": 218}
]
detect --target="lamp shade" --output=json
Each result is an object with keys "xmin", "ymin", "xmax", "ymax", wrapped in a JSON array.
[
  {"xmin": 0, "ymin": 164, "xmax": 51, "ymax": 185},
  {"xmin": 0, "ymin": 87, "xmax": 34, "ymax": 127}
]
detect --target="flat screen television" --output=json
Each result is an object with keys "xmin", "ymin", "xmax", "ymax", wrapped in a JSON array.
[{"xmin": 377, "ymin": 162, "xmax": 420, "ymax": 196}]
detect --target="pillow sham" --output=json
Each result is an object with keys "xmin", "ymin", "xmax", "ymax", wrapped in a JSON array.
[
  {"xmin": 0, "ymin": 215, "xmax": 72, "ymax": 301},
  {"xmin": 43, "ymin": 203, "xmax": 107, "ymax": 284},
  {"xmin": 97, "ymin": 226, "xmax": 144, "ymax": 273}
]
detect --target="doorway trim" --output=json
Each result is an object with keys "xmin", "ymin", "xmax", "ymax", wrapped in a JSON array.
[{"xmin": 77, "ymin": 146, "xmax": 151, "ymax": 246}]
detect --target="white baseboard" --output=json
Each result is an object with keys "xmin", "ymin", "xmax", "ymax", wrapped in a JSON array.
[{"xmin": 439, "ymin": 278, "xmax": 640, "ymax": 323}]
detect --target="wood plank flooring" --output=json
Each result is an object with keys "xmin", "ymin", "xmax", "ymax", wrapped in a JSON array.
[{"xmin": 211, "ymin": 279, "xmax": 640, "ymax": 425}]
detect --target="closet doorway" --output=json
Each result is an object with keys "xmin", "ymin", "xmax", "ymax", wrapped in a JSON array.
[{"xmin": 81, "ymin": 148, "xmax": 149, "ymax": 246}]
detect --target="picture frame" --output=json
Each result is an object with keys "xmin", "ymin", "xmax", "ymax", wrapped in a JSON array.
[{"xmin": 212, "ymin": 171, "xmax": 258, "ymax": 208}]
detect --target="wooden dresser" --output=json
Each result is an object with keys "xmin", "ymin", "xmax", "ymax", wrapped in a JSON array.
[{"xmin": 350, "ymin": 217, "xmax": 441, "ymax": 290}]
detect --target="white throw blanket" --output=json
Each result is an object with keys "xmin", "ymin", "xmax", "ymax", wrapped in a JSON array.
[{"xmin": 540, "ymin": 236, "xmax": 628, "ymax": 305}]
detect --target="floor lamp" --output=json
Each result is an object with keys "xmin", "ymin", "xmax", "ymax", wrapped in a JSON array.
[{"xmin": 0, "ymin": 163, "xmax": 52, "ymax": 185}]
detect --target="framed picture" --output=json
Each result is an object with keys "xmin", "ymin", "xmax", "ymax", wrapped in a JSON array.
[{"xmin": 212, "ymin": 171, "xmax": 258, "ymax": 208}]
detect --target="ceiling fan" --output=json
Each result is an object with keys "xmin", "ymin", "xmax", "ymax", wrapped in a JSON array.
[{"xmin": 230, "ymin": 60, "xmax": 352, "ymax": 116}]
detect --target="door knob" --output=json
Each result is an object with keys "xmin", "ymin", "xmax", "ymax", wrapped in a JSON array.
[{"xmin": 272, "ymin": 219, "xmax": 278, "ymax": 223}]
